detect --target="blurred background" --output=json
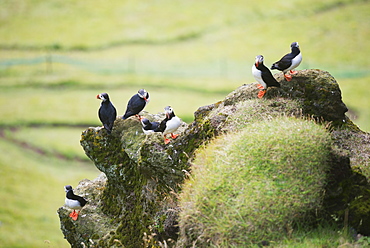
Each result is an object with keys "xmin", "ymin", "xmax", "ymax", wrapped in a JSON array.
[{"xmin": 0, "ymin": 0, "xmax": 369, "ymax": 247}]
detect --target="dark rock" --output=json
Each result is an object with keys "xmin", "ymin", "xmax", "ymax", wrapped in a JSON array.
[{"xmin": 270, "ymin": 69, "xmax": 349, "ymax": 125}]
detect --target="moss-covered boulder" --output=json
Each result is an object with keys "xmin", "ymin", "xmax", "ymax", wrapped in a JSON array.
[
  {"xmin": 178, "ymin": 118, "xmax": 333, "ymax": 247},
  {"xmin": 58, "ymin": 69, "xmax": 370, "ymax": 247}
]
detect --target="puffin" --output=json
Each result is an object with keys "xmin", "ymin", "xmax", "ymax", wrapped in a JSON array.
[
  {"xmin": 141, "ymin": 118, "xmax": 160, "ymax": 134},
  {"xmin": 97, "ymin": 93, "xmax": 117, "ymax": 134},
  {"xmin": 122, "ymin": 89, "xmax": 150, "ymax": 119},
  {"xmin": 271, "ymin": 42, "xmax": 302, "ymax": 81},
  {"xmin": 64, "ymin": 185, "xmax": 87, "ymax": 221},
  {"xmin": 158, "ymin": 106, "xmax": 181, "ymax": 144},
  {"xmin": 252, "ymin": 55, "xmax": 280, "ymax": 98}
]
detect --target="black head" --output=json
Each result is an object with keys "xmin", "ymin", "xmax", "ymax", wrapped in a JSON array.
[
  {"xmin": 255, "ymin": 55, "xmax": 264, "ymax": 67},
  {"xmin": 96, "ymin": 93, "xmax": 110, "ymax": 102},
  {"xmin": 64, "ymin": 185, "xmax": 73, "ymax": 193},
  {"xmin": 141, "ymin": 118, "xmax": 150, "ymax": 126},
  {"xmin": 291, "ymin": 42, "xmax": 299, "ymax": 49},
  {"xmin": 164, "ymin": 106, "xmax": 175, "ymax": 119},
  {"xmin": 137, "ymin": 89, "xmax": 149, "ymax": 102}
]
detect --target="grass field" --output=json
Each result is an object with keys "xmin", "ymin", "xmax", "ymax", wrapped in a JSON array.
[
  {"xmin": 0, "ymin": 138, "xmax": 99, "ymax": 247},
  {"xmin": 0, "ymin": 0, "xmax": 369, "ymax": 247}
]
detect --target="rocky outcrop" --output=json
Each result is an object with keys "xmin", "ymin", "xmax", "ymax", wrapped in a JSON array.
[{"xmin": 58, "ymin": 69, "xmax": 370, "ymax": 247}]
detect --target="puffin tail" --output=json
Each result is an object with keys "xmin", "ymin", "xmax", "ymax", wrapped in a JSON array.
[
  {"xmin": 271, "ymin": 63, "xmax": 279, "ymax": 70},
  {"xmin": 104, "ymin": 124, "xmax": 112, "ymax": 134},
  {"xmin": 272, "ymin": 81, "xmax": 281, "ymax": 88}
]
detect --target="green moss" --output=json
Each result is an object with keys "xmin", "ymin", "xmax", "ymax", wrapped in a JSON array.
[{"xmin": 179, "ymin": 117, "xmax": 333, "ymax": 246}]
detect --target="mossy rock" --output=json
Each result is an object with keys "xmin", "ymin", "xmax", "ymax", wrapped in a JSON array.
[
  {"xmin": 59, "ymin": 70, "xmax": 370, "ymax": 247},
  {"xmin": 57, "ymin": 174, "xmax": 118, "ymax": 248},
  {"xmin": 178, "ymin": 118, "xmax": 333, "ymax": 247},
  {"xmin": 271, "ymin": 69, "xmax": 349, "ymax": 125},
  {"xmin": 62, "ymin": 112, "xmax": 196, "ymax": 247}
]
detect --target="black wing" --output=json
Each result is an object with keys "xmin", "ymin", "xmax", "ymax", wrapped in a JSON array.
[
  {"xmin": 99, "ymin": 103, "xmax": 117, "ymax": 133},
  {"xmin": 67, "ymin": 191, "xmax": 88, "ymax": 207},
  {"xmin": 271, "ymin": 53, "xmax": 294, "ymax": 71},
  {"xmin": 258, "ymin": 63, "xmax": 280, "ymax": 88},
  {"xmin": 157, "ymin": 118, "xmax": 167, "ymax": 133},
  {"xmin": 106, "ymin": 103, "xmax": 117, "ymax": 132},
  {"xmin": 123, "ymin": 95, "xmax": 146, "ymax": 119}
]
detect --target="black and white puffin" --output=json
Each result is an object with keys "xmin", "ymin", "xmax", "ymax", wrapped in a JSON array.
[
  {"xmin": 158, "ymin": 106, "xmax": 181, "ymax": 144},
  {"xmin": 271, "ymin": 42, "xmax": 302, "ymax": 81},
  {"xmin": 97, "ymin": 93, "xmax": 117, "ymax": 134},
  {"xmin": 64, "ymin": 185, "xmax": 87, "ymax": 221},
  {"xmin": 141, "ymin": 118, "xmax": 160, "ymax": 134},
  {"xmin": 252, "ymin": 55, "xmax": 280, "ymax": 98},
  {"xmin": 122, "ymin": 89, "xmax": 150, "ymax": 119}
]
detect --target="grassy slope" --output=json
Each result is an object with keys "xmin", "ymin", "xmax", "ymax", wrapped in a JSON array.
[
  {"xmin": 0, "ymin": 138, "xmax": 99, "ymax": 248},
  {"xmin": 179, "ymin": 117, "xmax": 334, "ymax": 246}
]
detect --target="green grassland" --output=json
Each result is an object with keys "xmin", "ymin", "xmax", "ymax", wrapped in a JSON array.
[
  {"xmin": 0, "ymin": 138, "xmax": 99, "ymax": 248},
  {"xmin": 1, "ymin": 0, "xmax": 370, "ymax": 129},
  {"xmin": 0, "ymin": 0, "xmax": 369, "ymax": 247}
]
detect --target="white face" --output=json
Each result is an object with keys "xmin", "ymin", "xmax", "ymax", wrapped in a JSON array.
[
  {"xmin": 255, "ymin": 55, "xmax": 264, "ymax": 67},
  {"xmin": 164, "ymin": 106, "xmax": 173, "ymax": 118},
  {"xmin": 138, "ymin": 90, "xmax": 148, "ymax": 101},
  {"xmin": 99, "ymin": 94, "xmax": 106, "ymax": 101},
  {"xmin": 165, "ymin": 106, "xmax": 173, "ymax": 113}
]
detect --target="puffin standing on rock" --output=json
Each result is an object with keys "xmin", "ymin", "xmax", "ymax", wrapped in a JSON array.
[
  {"xmin": 122, "ymin": 89, "xmax": 150, "ymax": 120},
  {"xmin": 159, "ymin": 106, "xmax": 181, "ymax": 144},
  {"xmin": 271, "ymin": 42, "xmax": 302, "ymax": 81},
  {"xmin": 97, "ymin": 93, "xmax": 117, "ymax": 134},
  {"xmin": 64, "ymin": 185, "xmax": 87, "ymax": 221},
  {"xmin": 252, "ymin": 55, "xmax": 280, "ymax": 98}
]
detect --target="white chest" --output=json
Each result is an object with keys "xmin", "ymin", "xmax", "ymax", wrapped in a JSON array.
[
  {"xmin": 65, "ymin": 198, "xmax": 82, "ymax": 210},
  {"xmin": 287, "ymin": 53, "xmax": 302, "ymax": 71},
  {"xmin": 164, "ymin": 116, "xmax": 181, "ymax": 135},
  {"xmin": 252, "ymin": 65, "xmax": 266, "ymax": 88}
]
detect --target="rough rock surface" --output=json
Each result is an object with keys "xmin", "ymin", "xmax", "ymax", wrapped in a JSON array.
[{"xmin": 58, "ymin": 69, "xmax": 370, "ymax": 247}]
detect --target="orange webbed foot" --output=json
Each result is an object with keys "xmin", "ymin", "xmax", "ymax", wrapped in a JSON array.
[
  {"xmin": 171, "ymin": 133, "xmax": 179, "ymax": 139},
  {"xmin": 290, "ymin": 70, "xmax": 298, "ymax": 75},
  {"xmin": 69, "ymin": 210, "xmax": 79, "ymax": 221},
  {"xmin": 71, "ymin": 213, "xmax": 79, "ymax": 221},
  {"xmin": 257, "ymin": 84, "xmax": 265, "ymax": 89},
  {"xmin": 164, "ymin": 138, "xmax": 171, "ymax": 144},
  {"xmin": 257, "ymin": 90, "xmax": 266, "ymax": 99},
  {"xmin": 284, "ymin": 74, "xmax": 292, "ymax": 81}
]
